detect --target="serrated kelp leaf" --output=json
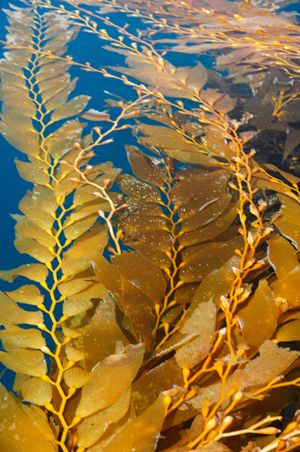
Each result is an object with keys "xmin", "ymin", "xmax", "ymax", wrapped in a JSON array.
[
  {"xmin": 0, "ymin": 292, "xmax": 43, "ymax": 325},
  {"xmin": 15, "ymin": 159, "xmax": 50, "ymax": 186},
  {"xmin": 13, "ymin": 214, "xmax": 56, "ymax": 249},
  {"xmin": 76, "ymin": 343, "xmax": 145, "ymax": 417},
  {"xmin": 77, "ymin": 389, "xmax": 131, "ymax": 448},
  {"xmin": 276, "ymin": 319, "xmax": 300, "ymax": 342},
  {"xmin": 58, "ymin": 278, "xmax": 93, "ymax": 297},
  {"xmin": 0, "ymin": 263, "xmax": 48, "ymax": 283},
  {"xmin": 0, "ymin": 348, "xmax": 47, "ymax": 377},
  {"xmin": 179, "ymin": 237, "xmax": 242, "ymax": 283},
  {"xmin": 271, "ymin": 266, "xmax": 300, "ymax": 308},
  {"xmin": 267, "ymin": 235, "xmax": 299, "ymax": 279},
  {"xmin": 118, "ymin": 173, "xmax": 161, "ymax": 205},
  {"xmin": 18, "ymin": 188, "xmax": 56, "ymax": 230},
  {"xmin": 201, "ymin": 90, "xmax": 237, "ymax": 114},
  {"xmin": 14, "ymin": 235, "xmax": 54, "ymax": 263},
  {"xmin": 238, "ymin": 280, "xmax": 279, "ymax": 349},
  {"xmin": 45, "ymin": 119, "xmax": 83, "ymax": 159},
  {"xmin": 137, "ymin": 124, "xmax": 217, "ymax": 166},
  {"xmin": 190, "ymin": 256, "xmax": 239, "ymax": 306},
  {"xmin": 126, "ymin": 146, "xmax": 166, "ymax": 186},
  {"xmin": 132, "ymin": 359, "xmax": 183, "ymax": 415},
  {"xmin": 0, "ymin": 327, "xmax": 45, "ymax": 349},
  {"xmin": 88, "ymin": 394, "xmax": 167, "ymax": 452},
  {"xmin": 231, "ymin": 341, "xmax": 299, "ymax": 389},
  {"xmin": 83, "ymin": 295, "xmax": 129, "ymax": 370},
  {"xmin": 93, "ymin": 256, "xmax": 155, "ymax": 348},
  {"xmin": 175, "ymin": 299, "xmax": 217, "ymax": 368},
  {"xmin": 19, "ymin": 377, "xmax": 52, "ymax": 406},
  {"xmin": 108, "ymin": 48, "xmax": 207, "ymax": 99},
  {"xmin": 62, "ymin": 224, "xmax": 107, "ymax": 276},
  {"xmin": 65, "ymin": 343, "xmax": 85, "ymax": 362},
  {"xmin": 63, "ymin": 367, "xmax": 89, "ymax": 389},
  {"xmin": 0, "ymin": 384, "xmax": 57, "ymax": 452},
  {"xmin": 50, "ymin": 95, "xmax": 91, "ymax": 122},
  {"xmin": 112, "ymin": 252, "xmax": 167, "ymax": 305},
  {"xmin": 63, "ymin": 298, "xmax": 93, "ymax": 318},
  {"xmin": 5, "ymin": 284, "xmax": 43, "ymax": 305},
  {"xmin": 64, "ymin": 214, "xmax": 98, "ymax": 241},
  {"xmin": 274, "ymin": 195, "xmax": 300, "ymax": 250}
]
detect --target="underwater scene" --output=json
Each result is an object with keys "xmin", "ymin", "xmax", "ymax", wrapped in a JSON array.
[{"xmin": 1, "ymin": 0, "xmax": 300, "ymax": 451}]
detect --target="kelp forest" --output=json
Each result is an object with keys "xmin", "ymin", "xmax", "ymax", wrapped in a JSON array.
[{"xmin": 1, "ymin": 0, "xmax": 300, "ymax": 450}]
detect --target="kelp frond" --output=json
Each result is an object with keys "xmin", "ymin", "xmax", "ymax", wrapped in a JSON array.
[{"xmin": 1, "ymin": 1, "xmax": 300, "ymax": 451}]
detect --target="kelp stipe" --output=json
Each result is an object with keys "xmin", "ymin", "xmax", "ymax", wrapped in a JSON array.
[{"xmin": 1, "ymin": 0, "xmax": 300, "ymax": 451}]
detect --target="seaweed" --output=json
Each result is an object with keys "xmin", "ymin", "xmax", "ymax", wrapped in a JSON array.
[{"xmin": 0, "ymin": 0, "xmax": 300, "ymax": 451}]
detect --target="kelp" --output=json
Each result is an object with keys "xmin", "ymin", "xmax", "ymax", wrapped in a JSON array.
[{"xmin": 1, "ymin": 0, "xmax": 300, "ymax": 451}]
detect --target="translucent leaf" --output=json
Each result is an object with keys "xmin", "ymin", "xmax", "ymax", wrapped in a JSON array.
[
  {"xmin": 93, "ymin": 256, "xmax": 155, "ymax": 348},
  {"xmin": 64, "ymin": 367, "xmax": 89, "ymax": 389},
  {"xmin": 0, "ymin": 327, "xmax": 45, "ymax": 349},
  {"xmin": 0, "ymin": 384, "xmax": 57, "ymax": 452},
  {"xmin": 59, "ymin": 279, "xmax": 93, "ymax": 297},
  {"xmin": 19, "ymin": 377, "xmax": 52, "ymax": 406},
  {"xmin": 274, "ymin": 195, "xmax": 300, "ymax": 250},
  {"xmin": 15, "ymin": 159, "xmax": 50, "ymax": 186},
  {"xmin": 126, "ymin": 146, "xmax": 166, "ymax": 186},
  {"xmin": 137, "ymin": 124, "xmax": 217, "ymax": 166},
  {"xmin": 0, "ymin": 293, "xmax": 43, "ymax": 325},
  {"xmin": 175, "ymin": 299, "xmax": 217, "ymax": 368},
  {"xmin": 62, "ymin": 224, "xmax": 107, "ymax": 276},
  {"xmin": 271, "ymin": 266, "xmax": 300, "ymax": 308},
  {"xmin": 64, "ymin": 214, "xmax": 98, "ymax": 241},
  {"xmin": 13, "ymin": 214, "xmax": 56, "ymax": 249},
  {"xmin": 268, "ymin": 235, "xmax": 299, "ymax": 279},
  {"xmin": 45, "ymin": 119, "xmax": 83, "ymax": 159},
  {"xmin": 5, "ymin": 284, "xmax": 43, "ymax": 305},
  {"xmin": 83, "ymin": 295, "xmax": 129, "ymax": 370},
  {"xmin": 76, "ymin": 343, "xmax": 145, "ymax": 417},
  {"xmin": 231, "ymin": 340, "xmax": 299, "ymax": 389},
  {"xmin": 113, "ymin": 252, "xmax": 167, "ymax": 305},
  {"xmin": 51, "ymin": 95, "xmax": 91, "ymax": 122},
  {"xmin": 14, "ymin": 235, "xmax": 54, "ymax": 263},
  {"xmin": 238, "ymin": 280, "xmax": 279, "ymax": 349},
  {"xmin": 0, "ymin": 264, "xmax": 48, "ymax": 284},
  {"xmin": 88, "ymin": 394, "xmax": 167, "ymax": 452},
  {"xmin": 77, "ymin": 389, "xmax": 131, "ymax": 448},
  {"xmin": 0, "ymin": 348, "xmax": 47, "ymax": 377},
  {"xmin": 276, "ymin": 319, "xmax": 300, "ymax": 342}
]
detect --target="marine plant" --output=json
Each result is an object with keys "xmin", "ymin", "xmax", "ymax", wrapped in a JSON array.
[{"xmin": 0, "ymin": 0, "xmax": 300, "ymax": 451}]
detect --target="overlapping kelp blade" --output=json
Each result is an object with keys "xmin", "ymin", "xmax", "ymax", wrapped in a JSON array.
[
  {"xmin": 0, "ymin": 384, "xmax": 57, "ymax": 451},
  {"xmin": 87, "ymin": 395, "xmax": 167, "ymax": 452}
]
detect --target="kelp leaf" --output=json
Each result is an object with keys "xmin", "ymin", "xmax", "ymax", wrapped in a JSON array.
[
  {"xmin": 238, "ymin": 280, "xmax": 279, "ymax": 349},
  {"xmin": 231, "ymin": 340, "xmax": 299, "ymax": 389},
  {"xmin": 175, "ymin": 300, "xmax": 217, "ymax": 369},
  {"xmin": 87, "ymin": 394, "xmax": 167, "ymax": 452},
  {"xmin": 19, "ymin": 377, "xmax": 52, "ymax": 406},
  {"xmin": 0, "ymin": 293, "xmax": 43, "ymax": 325},
  {"xmin": 5, "ymin": 284, "xmax": 43, "ymax": 305},
  {"xmin": 0, "ymin": 384, "xmax": 57, "ymax": 452},
  {"xmin": 76, "ymin": 343, "xmax": 145, "ymax": 417},
  {"xmin": 0, "ymin": 263, "xmax": 48, "ymax": 284},
  {"xmin": 274, "ymin": 195, "xmax": 300, "ymax": 250},
  {"xmin": 0, "ymin": 327, "xmax": 45, "ymax": 349},
  {"xmin": 64, "ymin": 367, "xmax": 90, "ymax": 389},
  {"xmin": 77, "ymin": 389, "xmax": 131, "ymax": 448},
  {"xmin": 0, "ymin": 348, "xmax": 47, "ymax": 377},
  {"xmin": 83, "ymin": 295, "xmax": 129, "ymax": 370},
  {"xmin": 267, "ymin": 235, "xmax": 299, "ymax": 279},
  {"xmin": 62, "ymin": 223, "xmax": 107, "ymax": 276},
  {"xmin": 276, "ymin": 319, "xmax": 300, "ymax": 342},
  {"xmin": 50, "ymin": 95, "xmax": 91, "ymax": 122}
]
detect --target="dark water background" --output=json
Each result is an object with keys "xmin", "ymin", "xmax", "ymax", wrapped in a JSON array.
[{"xmin": 0, "ymin": 0, "xmax": 299, "ymax": 272}]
